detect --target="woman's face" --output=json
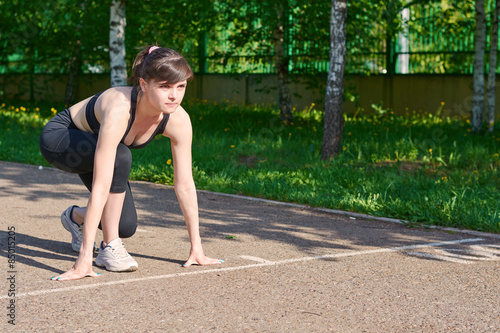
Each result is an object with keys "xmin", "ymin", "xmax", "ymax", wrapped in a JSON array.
[{"xmin": 140, "ymin": 78, "xmax": 187, "ymax": 114}]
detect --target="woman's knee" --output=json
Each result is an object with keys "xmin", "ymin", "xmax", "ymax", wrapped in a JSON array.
[
  {"xmin": 118, "ymin": 189, "xmax": 137, "ymax": 238},
  {"xmin": 110, "ymin": 144, "xmax": 132, "ymax": 192},
  {"xmin": 115, "ymin": 144, "xmax": 132, "ymax": 170},
  {"xmin": 119, "ymin": 224, "xmax": 137, "ymax": 239}
]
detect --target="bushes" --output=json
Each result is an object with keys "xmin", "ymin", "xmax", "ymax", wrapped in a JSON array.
[{"xmin": 1, "ymin": 100, "xmax": 499, "ymax": 232}]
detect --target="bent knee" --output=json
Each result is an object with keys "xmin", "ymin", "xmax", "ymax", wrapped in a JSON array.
[
  {"xmin": 119, "ymin": 224, "xmax": 137, "ymax": 239},
  {"xmin": 115, "ymin": 144, "xmax": 132, "ymax": 169}
]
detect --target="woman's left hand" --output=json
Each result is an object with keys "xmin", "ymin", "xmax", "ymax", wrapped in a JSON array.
[{"xmin": 183, "ymin": 247, "xmax": 224, "ymax": 267}]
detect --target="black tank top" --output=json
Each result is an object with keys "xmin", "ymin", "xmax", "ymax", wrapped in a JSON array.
[{"xmin": 85, "ymin": 87, "xmax": 169, "ymax": 149}]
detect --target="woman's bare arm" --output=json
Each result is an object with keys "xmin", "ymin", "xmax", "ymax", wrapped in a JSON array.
[
  {"xmin": 52, "ymin": 89, "xmax": 131, "ymax": 280},
  {"xmin": 165, "ymin": 106, "xmax": 223, "ymax": 266}
]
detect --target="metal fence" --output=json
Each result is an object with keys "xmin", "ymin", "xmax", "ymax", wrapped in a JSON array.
[
  {"xmin": 1, "ymin": 1, "xmax": 498, "ymax": 76},
  {"xmin": 193, "ymin": 1, "xmax": 496, "ymax": 75}
]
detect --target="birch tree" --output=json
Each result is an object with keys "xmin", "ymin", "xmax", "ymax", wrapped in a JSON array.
[
  {"xmin": 110, "ymin": 0, "xmax": 127, "ymax": 87},
  {"xmin": 487, "ymin": 0, "xmax": 499, "ymax": 133},
  {"xmin": 321, "ymin": 0, "xmax": 347, "ymax": 160},
  {"xmin": 472, "ymin": 0, "xmax": 486, "ymax": 133}
]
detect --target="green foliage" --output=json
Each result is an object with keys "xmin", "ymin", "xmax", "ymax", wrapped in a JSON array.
[
  {"xmin": 0, "ymin": 0, "xmax": 108, "ymax": 75},
  {"xmin": 0, "ymin": 103, "xmax": 53, "ymax": 163},
  {"xmin": 1, "ymin": 100, "xmax": 498, "ymax": 233},
  {"xmin": 125, "ymin": 0, "xmax": 220, "ymax": 68},
  {"xmin": 1, "ymin": 0, "xmax": 492, "ymax": 78}
]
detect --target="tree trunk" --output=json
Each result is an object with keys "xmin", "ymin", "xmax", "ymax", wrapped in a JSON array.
[
  {"xmin": 110, "ymin": 0, "xmax": 127, "ymax": 87},
  {"xmin": 273, "ymin": 1, "xmax": 293, "ymax": 124},
  {"xmin": 487, "ymin": 0, "xmax": 499, "ymax": 133},
  {"xmin": 64, "ymin": 41, "xmax": 82, "ymax": 105},
  {"xmin": 472, "ymin": 0, "xmax": 486, "ymax": 133},
  {"xmin": 28, "ymin": 47, "xmax": 35, "ymax": 102},
  {"xmin": 64, "ymin": 1, "xmax": 87, "ymax": 105},
  {"xmin": 321, "ymin": 0, "xmax": 347, "ymax": 160}
]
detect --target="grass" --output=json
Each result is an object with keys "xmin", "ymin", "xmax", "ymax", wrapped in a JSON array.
[{"xmin": 1, "ymin": 100, "xmax": 499, "ymax": 233}]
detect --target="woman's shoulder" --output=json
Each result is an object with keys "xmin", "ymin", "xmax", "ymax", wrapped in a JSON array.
[
  {"xmin": 171, "ymin": 105, "xmax": 189, "ymax": 120},
  {"xmin": 167, "ymin": 105, "xmax": 192, "ymax": 129},
  {"xmin": 99, "ymin": 86, "xmax": 132, "ymax": 106},
  {"xmin": 98, "ymin": 86, "xmax": 134, "ymax": 112},
  {"xmin": 163, "ymin": 105, "xmax": 192, "ymax": 140}
]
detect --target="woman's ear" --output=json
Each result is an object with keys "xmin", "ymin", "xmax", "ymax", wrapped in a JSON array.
[{"xmin": 139, "ymin": 78, "xmax": 147, "ymax": 93}]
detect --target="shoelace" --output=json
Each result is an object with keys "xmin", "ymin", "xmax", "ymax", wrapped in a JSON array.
[{"xmin": 110, "ymin": 243, "xmax": 130, "ymax": 259}]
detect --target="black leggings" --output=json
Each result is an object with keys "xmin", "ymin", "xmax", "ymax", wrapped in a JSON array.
[{"xmin": 39, "ymin": 109, "xmax": 137, "ymax": 238}]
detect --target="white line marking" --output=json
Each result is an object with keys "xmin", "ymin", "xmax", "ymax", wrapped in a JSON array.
[
  {"xmin": 470, "ymin": 245, "xmax": 500, "ymax": 254},
  {"xmin": 407, "ymin": 251, "xmax": 473, "ymax": 264},
  {"xmin": 2, "ymin": 238, "xmax": 483, "ymax": 299},
  {"xmin": 434, "ymin": 249, "xmax": 498, "ymax": 260},
  {"xmin": 407, "ymin": 244, "xmax": 500, "ymax": 264},
  {"xmin": 240, "ymin": 255, "xmax": 274, "ymax": 263}
]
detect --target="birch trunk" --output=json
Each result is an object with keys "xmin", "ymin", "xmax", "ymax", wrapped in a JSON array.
[
  {"xmin": 321, "ymin": 0, "xmax": 347, "ymax": 160},
  {"xmin": 110, "ymin": 0, "xmax": 127, "ymax": 87},
  {"xmin": 472, "ymin": 0, "xmax": 486, "ymax": 133},
  {"xmin": 273, "ymin": 1, "xmax": 293, "ymax": 124},
  {"xmin": 487, "ymin": 0, "xmax": 499, "ymax": 133}
]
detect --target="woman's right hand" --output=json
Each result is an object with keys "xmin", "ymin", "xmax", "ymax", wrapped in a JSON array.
[{"xmin": 51, "ymin": 255, "xmax": 101, "ymax": 281}]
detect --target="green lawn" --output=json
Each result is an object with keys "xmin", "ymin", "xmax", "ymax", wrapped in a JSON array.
[{"xmin": 1, "ymin": 100, "xmax": 499, "ymax": 233}]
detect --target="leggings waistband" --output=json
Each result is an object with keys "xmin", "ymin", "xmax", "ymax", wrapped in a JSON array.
[{"xmin": 46, "ymin": 108, "xmax": 77, "ymax": 129}]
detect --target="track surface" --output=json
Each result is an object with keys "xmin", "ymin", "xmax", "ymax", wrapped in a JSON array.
[{"xmin": 0, "ymin": 161, "xmax": 499, "ymax": 332}]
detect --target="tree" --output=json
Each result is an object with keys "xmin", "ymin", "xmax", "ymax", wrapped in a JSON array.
[
  {"xmin": 472, "ymin": 0, "xmax": 486, "ymax": 133},
  {"xmin": 322, "ymin": 0, "xmax": 347, "ymax": 160},
  {"xmin": 110, "ymin": 0, "xmax": 127, "ymax": 87},
  {"xmin": 215, "ymin": 1, "xmax": 295, "ymax": 123},
  {"xmin": 487, "ymin": 0, "xmax": 499, "ymax": 133},
  {"xmin": 0, "ymin": 0, "xmax": 64, "ymax": 101},
  {"xmin": 125, "ymin": 0, "xmax": 220, "ymax": 73},
  {"xmin": 64, "ymin": 0, "xmax": 88, "ymax": 105},
  {"xmin": 274, "ymin": 0, "xmax": 293, "ymax": 124}
]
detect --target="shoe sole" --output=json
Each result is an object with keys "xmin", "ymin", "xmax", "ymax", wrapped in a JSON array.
[{"xmin": 60, "ymin": 207, "xmax": 75, "ymax": 233}]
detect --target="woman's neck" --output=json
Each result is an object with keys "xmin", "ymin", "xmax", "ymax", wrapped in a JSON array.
[{"xmin": 135, "ymin": 90, "xmax": 162, "ymax": 119}]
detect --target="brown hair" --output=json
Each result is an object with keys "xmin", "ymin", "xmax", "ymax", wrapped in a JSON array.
[{"xmin": 131, "ymin": 45, "xmax": 194, "ymax": 90}]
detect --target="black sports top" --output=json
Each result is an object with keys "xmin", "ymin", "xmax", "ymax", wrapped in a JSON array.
[{"xmin": 85, "ymin": 87, "xmax": 169, "ymax": 149}]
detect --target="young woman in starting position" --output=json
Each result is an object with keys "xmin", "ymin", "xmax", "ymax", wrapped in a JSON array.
[{"xmin": 39, "ymin": 45, "xmax": 223, "ymax": 281}]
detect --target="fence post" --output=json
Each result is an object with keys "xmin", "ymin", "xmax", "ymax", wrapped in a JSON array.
[
  {"xmin": 196, "ymin": 32, "xmax": 208, "ymax": 101},
  {"xmin": 386, "ymin": 35, "xmax": 396, "ymax": 75},
  {"xmin": 198, "ymin": 32, "xmax": 208, "ymax": 75},
  {"xmin": 384, "ymin": 34, "xmax": 395, "ymax": 110}
]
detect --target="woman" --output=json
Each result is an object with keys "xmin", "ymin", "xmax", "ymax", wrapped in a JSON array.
[{"xmin": 39, "ymin": 45, "xmax": 223, "ymax": 281}]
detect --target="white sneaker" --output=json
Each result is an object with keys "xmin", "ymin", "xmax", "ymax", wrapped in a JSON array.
[
  {"xmin": 60, "ymin": 206, "xmax": 83, "ymax": 252},
  {"xmin": 95, "ymin": 238, "xmax": 138, "ymax": 272},
  {"xmin": 60, "ymin": 206, "xmax": 97, "ymax": 252}
]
